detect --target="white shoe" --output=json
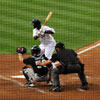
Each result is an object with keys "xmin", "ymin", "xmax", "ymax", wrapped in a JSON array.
[
  {"xmin": 24, "ymin": 82, "xmax": 35, "ymax": 87},
  {"xmin": 47, "ymin": 81, "xmax": 53, "ymax": 86}
]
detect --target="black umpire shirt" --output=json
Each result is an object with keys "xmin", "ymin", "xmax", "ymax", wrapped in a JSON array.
[
  {"xmin": 51, "ymin": 49, "xmax": 78, "ymax": 65},
  {"xmin": 23, "ymin": 55, "xmax": 52, "ymax": 76}
]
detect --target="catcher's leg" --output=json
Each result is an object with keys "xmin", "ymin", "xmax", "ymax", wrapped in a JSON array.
[
  {"xmin": 22, "ymin": 66, "xmax": 30, "ymax": 82},
  {"xmin": 22, "ymin": 66, "xmax": 36, "ymax": 87}
]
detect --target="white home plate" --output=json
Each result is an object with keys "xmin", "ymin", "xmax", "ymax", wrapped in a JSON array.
[{"xmin": 11, "ymin": 75, "xmax": 25, "ymax": 78}]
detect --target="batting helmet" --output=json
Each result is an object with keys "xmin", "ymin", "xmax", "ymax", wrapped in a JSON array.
[
  {"xmin": 30, "ymin": 19, "xmax": 41, "ymax": 28},
  {"xmin": 55, "ymin": 42, "xmax": 65, "ymax": 49},
  {"xmin": 31, "ymin": 45, "xmax": 41, "ymax": 55}
]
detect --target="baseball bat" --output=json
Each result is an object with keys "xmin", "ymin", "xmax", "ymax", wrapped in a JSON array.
[{"xmin": 43, "ymin": 12, "xmax": 53, "ymax": 26}]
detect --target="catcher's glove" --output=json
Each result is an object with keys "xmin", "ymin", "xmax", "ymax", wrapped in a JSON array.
[{"xmin": 16, "ymin": 47, "xmax": 27, "ymax": 54}]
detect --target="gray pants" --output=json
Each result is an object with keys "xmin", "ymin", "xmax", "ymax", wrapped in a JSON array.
[
  {"xmin": 22, "ymin": 66, "xmax": 49, "ymax": 83},
  {"xmin": 52, "ymin": 63, "xmax": 88, "ymax": 87}
]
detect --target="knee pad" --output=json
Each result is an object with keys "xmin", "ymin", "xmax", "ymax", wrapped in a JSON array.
[
  {"xmin": 22, "ymin": 66, "xmax": 29, "ymax": 74},
  {"xmin": 23, "ymin": 67, "xmax": 35, "ymax": 81},
  {"xmin": 22, "ymin": 66, "xmax": 30, "ymax": 82}
]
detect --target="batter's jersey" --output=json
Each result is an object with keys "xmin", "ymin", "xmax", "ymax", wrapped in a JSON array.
[
  {"xmin": 33, "ymin": 25, "xmax": 56, "ymax": 46},
  {"xmin": 23, "ymin": 54, "xmax": 52, "ymax": 76}
]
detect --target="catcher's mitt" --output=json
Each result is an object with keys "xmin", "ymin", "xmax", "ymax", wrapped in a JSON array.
[{"xmin": 16, "ymin": 47, "xmax": 27, "ymax": 54}]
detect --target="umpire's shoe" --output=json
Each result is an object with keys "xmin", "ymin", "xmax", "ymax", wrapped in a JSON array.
[
  {"xmin": 49, "ymin": 85, "xmax": 62, "ymax": 92},
  {"xmin": 82, "ymin": 84, "xmax": 89, "ymax": 90}
]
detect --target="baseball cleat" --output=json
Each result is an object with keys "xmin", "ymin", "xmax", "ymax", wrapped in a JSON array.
[
  {"xmin": 82, "ymin": 85, "xmax": 89, "ymax": 90},
  {"xmin": 47, "ymin": 80, "xmax": 53, "ymax": 86},
  {"xmin": 24, "ymin": 82, "xmax": 35, "ymax": 87},
  {"xmin": 49, "ymin": 86, "xmax": 62, "ymax": 92}
]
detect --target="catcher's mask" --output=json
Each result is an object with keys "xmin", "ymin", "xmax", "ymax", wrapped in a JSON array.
[
  {"xmin": 30, "ymin": 19, "xmax": 41, "ymax": 29},
  {"xmin": 55, "ymin": 42, "xmax": 65, "ymax": 52},
  {"xmin": 31, "ymin": 45, "xmax": 41, "ymax": 55}
]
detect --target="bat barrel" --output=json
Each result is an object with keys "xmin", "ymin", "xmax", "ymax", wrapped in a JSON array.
[{"xmin": 43, "ymin": 12, "xmax": 53, "ymax": 26}]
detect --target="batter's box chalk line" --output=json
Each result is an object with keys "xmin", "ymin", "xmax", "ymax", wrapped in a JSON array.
[{"xmin": 0, "ymin": 75, "xmax": 47, "ymax": 94}]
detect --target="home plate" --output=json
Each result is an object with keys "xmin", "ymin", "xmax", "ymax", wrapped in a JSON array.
[{"xmin": 11, "ymin": 75, "xmax": 25, "ymax": 78}]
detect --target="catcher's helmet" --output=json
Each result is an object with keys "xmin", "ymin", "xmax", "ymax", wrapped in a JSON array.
[
  {"xmin": 31, "ymin": 45, "xmax": 41, "ymax": 55},
  {"xmin": 30, "ymin": 19, "xmax": 41, "ymax": 28},
  {"xmin": 55, "ymin": 42, "xmax": 65, "ymax": 49}
]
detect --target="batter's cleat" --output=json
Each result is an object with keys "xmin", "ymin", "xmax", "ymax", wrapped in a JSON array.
[
  {"xmin": 82, "ymin": 85, "xmax": 89, "ymax": 90},
  {"xmin": 24, "ymin": 82, "xmax": 35, "ymax": 87},
  {"xmin": 49, "ymin": 86, "xmax": 62, "ymax": 92},
  {"xmin": 47, "ymin": 80, "xmax": 53, "ymax": 86}
]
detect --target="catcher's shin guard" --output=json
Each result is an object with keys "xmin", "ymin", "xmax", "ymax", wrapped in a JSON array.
[
  {"xmin": 22, "ymin": 66, "xmax": 30, "ymax": 82},
  {"xmin": 22, "ymin": 66, "xmax": 35, "ymax": 82}
]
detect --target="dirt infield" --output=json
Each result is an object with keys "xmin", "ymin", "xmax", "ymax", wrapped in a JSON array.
[{"xmin": 0, "ymin": 40, "xmax": 100, "ymax": 100}]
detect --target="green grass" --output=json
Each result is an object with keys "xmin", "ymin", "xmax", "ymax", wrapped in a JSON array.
[{"xmin": 0, "ymin": 0, "xmax": 100, "ymax": 54}]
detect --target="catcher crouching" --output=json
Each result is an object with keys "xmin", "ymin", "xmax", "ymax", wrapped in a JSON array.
[{"xmin": 16, "ymin": 46, "xmax": 52, "ymax": 87}]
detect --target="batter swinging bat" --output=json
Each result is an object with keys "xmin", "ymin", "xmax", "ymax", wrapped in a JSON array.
[
  {"xmin": 38, "ymin": 12, "xmax": 53, "ymax": 36},
  {"xmin": 43, "ymin": 12, "xmax": 53, "ymax": 26}
]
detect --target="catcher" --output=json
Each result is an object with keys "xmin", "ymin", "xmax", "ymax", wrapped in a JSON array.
[{"xmin": 16, "ymin": 45, "xmax": 52, "ymax": 87}]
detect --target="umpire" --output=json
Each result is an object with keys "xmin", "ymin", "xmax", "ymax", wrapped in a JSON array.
[{"xmin": 37, "ymin": 42, "xmax": 88, "ymax": 92}]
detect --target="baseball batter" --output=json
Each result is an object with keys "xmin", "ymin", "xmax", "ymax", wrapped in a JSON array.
[{"xmin": 30, "ymin": 19, "xmax": 56, "ymax": 59}]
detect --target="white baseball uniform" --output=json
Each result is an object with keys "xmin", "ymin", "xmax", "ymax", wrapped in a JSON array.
[{"xmin": 33, "ymin": 25, "xmax": 56, "ymax": 59}]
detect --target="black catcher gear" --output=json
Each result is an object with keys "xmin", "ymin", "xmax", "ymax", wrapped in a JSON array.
[{"xmin": 31, "ymin": 45, "xmax": 41, "ymax": 55}]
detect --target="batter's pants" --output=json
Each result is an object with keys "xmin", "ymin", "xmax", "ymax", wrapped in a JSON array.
[{"xmin": 39, "ymin": 42, "xmax": 56, "ymax": 59}]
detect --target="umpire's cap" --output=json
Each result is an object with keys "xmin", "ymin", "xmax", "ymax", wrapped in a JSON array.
[
  {"xmin": 55, "ymin": 42, "xmax": 65, "ymax": 49},
  {"xmin": 30, "ymin": 19, "xmax": 41, "ymax": 25}
]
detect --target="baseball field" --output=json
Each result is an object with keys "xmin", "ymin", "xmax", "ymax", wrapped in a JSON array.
[{"xmin": 0, "ymin": 0, "xmax": 100, "ymax": 99}]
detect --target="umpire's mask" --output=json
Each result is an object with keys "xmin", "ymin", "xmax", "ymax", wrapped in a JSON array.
[{"xmin": 55, "ymin": 42, "xmax": 65, "ymax": 52}]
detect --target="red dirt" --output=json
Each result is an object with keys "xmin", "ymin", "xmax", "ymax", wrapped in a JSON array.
[{"xmin": 0, "ymin": 41, "xmax": 100, "ymax": 99}]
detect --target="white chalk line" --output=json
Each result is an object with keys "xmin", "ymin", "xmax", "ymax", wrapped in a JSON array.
[
  {"xmin": 0, "ymin": 75, "xmax": 24, "ymax": 86},
  {"xmin": 77, "ymin": 42, "xmax": 100, "ymax": 91},
  {"xmin": 0, "ymin": 75, "xmax": 46, "ymax": 94},
  {"xmin": 77, "ymin": 43, "xmax": 100, "ymax": 55}
]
